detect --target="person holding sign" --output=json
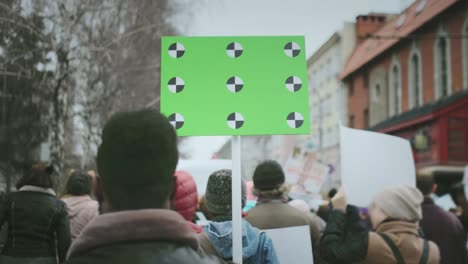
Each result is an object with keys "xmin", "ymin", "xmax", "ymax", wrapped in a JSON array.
[
  {"xmin": 199, "ymin": 169, "xmax": 279, "ymax": 264},
  {"xmin": 64, "ymin": 110, "xmax": 225, "ymax": 264},
  {"xmin": 245, "ymin": 160, "xmax": 323, "ymax": 262},
  {"xmin": 320, "ymin": 187, "xmax": 440, "ymax": 264}
]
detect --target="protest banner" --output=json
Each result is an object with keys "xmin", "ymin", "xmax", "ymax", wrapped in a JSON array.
[
  {"xmin": 161, "ymin": 36, "xmax": 311, "ymax": 263},
  {"xmin": 160, "ymin": 36, "xmax": 310, "ymax": 136},
  {"xmin": 340, "ymin": 126, "xmax": 416, "ymax": 207}
]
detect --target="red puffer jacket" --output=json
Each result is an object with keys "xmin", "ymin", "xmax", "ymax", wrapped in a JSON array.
[{"xmin": 173, "ymin": 171, "xmax": 198, "ymax": 222}]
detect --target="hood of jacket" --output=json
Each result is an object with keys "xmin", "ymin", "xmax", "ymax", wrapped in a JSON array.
[
  {"xmin": 173, "ymin": 171, "xmax": 198, "ymax": 221},
  {"xmin": 204, "ymin": 219, "xmax": 261, "ymax": 260},
  {"xmin": 62, "ymin": 195, "xmax": 98, "ymax": 218},
  {"xmin": 375, "ymin": 220, "xmax": 420, "ymax": 236},
  {"xmin": 67, "ymin": 209, "xmax": 199, "ymax": 259}
]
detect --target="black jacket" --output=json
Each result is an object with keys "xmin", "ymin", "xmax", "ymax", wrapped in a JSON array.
[
  {"xmin": 0, "ymin": 187, "xmax": 71, "ymax": 262},
  {"xmin": 320, "ymin": 206, "xmax": 369, "ymax": 264}
]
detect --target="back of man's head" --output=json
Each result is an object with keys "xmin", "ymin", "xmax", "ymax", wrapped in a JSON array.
[
  {"xmin": 97, "ymin": 110, "xmax": 178, "ymax": 211},
  {"xmin": 416, "ymin": 173, "xmax": 435, "ymax": 196},
  {"xmin": 253, "ymin": 160, "xmax": 285, "ymax": 191}
]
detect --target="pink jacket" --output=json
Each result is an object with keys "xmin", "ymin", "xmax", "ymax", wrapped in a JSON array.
[
  {"xmin": 173, "ymin": 171, "xmax": 203, "ymax": 233},
  {"xmin": 62, "ymin": 195, "xmax": 99, "ymax": 240},
  {"xmin": 173, "ymin": 171, "xmax": 198, "ymax": 221}
]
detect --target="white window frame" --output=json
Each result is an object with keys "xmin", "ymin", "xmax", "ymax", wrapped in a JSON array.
[
  {"xmin": 463, "ymin": 16, "xmax": 468, "ymax": 90},
  {"xmin": 434, "ymin": 24, "xmax": 452, "ymax": 99},
  {"xmin": 408, "ymin": 42, "xmax": 423, "ymax": 109},
  {"xmin": 389, "ymin": 56, "xmax": 402, "ymax": 116}
]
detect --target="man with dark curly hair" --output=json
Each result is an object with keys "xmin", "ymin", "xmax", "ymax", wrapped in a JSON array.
[{"xmin": 65, "ymin": 110, "xmax": 225, "ymax": 264}]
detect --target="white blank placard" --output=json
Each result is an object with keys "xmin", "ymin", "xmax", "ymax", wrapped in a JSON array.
[
  {"xmin": 340, "ymin": 126, "xmax": 416, "ymax": 207},
  {"xmin": 264, "ymin": 225, "xmax": 313, "ymax": 264},
  {"xmin": 177, "ymin": 159, "xmax": 232, "ymax": 197}
]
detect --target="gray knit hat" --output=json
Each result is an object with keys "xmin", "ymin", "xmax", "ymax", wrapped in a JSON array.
[
  {"xmin": 205, "ymin": 169, "xmax": 246, "ymax": 216},
  {"xmin": 372, "ymin": 186, "xmax": 423, "ymax": 222}
]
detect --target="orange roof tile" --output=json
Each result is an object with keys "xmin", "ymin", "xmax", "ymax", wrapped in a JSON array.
[{"xmin": 340, "ymin": 0, "xmax": 459, "ymax": 80}]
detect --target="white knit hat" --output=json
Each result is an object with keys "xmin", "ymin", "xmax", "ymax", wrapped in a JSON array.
[{"xmin": 372, "ymin": 186, "xmax": 423, "ymax": 222}]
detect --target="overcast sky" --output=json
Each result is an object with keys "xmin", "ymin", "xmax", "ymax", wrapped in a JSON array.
[
  {"xmin": 174, "ymin": 0, "xmax": 413, "ymax": 57},
  {"xmin": 171, "ymin": 0, "xmax": 413, "ymax": 159}
]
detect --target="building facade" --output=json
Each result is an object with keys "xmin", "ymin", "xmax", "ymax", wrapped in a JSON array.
[
  {"xmin": 342, "ymin": 0, "xmax": 468, "ymax": 175},
  {"xmin": 308, "ymin": 23, "xmax": 356, "ymax": 151}
]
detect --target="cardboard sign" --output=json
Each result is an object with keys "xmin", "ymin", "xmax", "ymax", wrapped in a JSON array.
[
  {"xmin": 264, "ymin": 226, "xmax": 313, "ymax": 264},
  {"xmin": 340, "ymin": 126, "xmax": 416, "ymax": 207},
  {"xmin": 176, "ymin": 159, "xmax": 232, "ymax": 197},
  {"xmin": 160, "ymin": 36, "xmax": 310, "ymax": 136}
]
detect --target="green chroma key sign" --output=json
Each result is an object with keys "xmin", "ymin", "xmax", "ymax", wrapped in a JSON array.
[{"xmin": 160, "ymin": 36, "xmax": 310, "ymax": 136}]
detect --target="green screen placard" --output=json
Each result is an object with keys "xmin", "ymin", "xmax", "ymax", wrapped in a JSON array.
[{"xmin": 160, "ymin": 36, "xmax": 310, "ymax": 136}]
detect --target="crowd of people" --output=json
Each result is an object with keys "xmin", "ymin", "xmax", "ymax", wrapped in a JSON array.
[{"xmin": 0, "ymin": 109, "xmax": 466, "ymax": 263}]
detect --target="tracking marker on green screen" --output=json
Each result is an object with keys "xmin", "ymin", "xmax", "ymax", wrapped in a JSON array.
[{"xmin": 161, "ymin": 36, "xmax": 311, "ymax": 136}]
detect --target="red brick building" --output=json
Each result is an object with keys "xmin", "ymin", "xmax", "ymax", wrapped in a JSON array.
[{"xmin": 341, "ymin": 0, "xmax": 468, "ymax": 176}]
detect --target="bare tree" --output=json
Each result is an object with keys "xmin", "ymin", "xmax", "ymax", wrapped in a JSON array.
[{"xmin": 0, "ymin": 0, "xmax": 177, "ymax": 192}]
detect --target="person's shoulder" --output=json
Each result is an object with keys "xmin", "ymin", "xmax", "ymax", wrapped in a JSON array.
[
  {"xmin": 427, "ymin": 240, "xmax": 440, "ymax": 264},
  {"xmin": 245, "ymin": 205, "xmax": 262, "ymax": 218},
  {"xmin": 51, "ymin": 197, "xmax": 68, "ymax": 211},
  {"xmin": 366, "ymin": 231, "xmax": 392, "ymax": 261},
  {"xmin": 86, "ymin": 197, "xmax": 99, "ymax": 208},
  {"xmin": 424, "ymin": 205, "xmax": 463, "ymax": 227},
  {"xmin": 65, "ymin": 242, "xmax": 226, "ymax": 264}
]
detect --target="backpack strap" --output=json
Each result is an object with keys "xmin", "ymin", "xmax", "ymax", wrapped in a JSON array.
[
  {"xmin": 419, "ymin": 239, "xmax": 430, "ymax": 264},
  {"xmin": 379, "ymin": 233, "xmax": 406, "ymax": 264}
]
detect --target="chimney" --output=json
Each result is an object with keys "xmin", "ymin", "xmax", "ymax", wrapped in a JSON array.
[{"xmin": 355, "ymin": 14, "xmax": 388, "ymax": 44}]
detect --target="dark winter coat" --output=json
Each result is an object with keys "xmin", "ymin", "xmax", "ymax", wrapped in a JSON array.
[
  {"xmin": 64, "ymin": 209, "xmax": 226, "ymax": 264},
  {"xmin": 0, "ymin": 186, "xmax": 71, "ymax": 263},
  {"xmin": 320, "ymin": 207, "xmax": 440, "ymax": 264},
  {"xmin": 420, "ymin": 197, "xmax": 466, "ymax": 264}
]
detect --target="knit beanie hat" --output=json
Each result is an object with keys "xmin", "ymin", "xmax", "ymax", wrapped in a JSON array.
[
  {"xmin": 205, "ymin": 169, "xmax": 246, "ymax": 216},
  {"xmin": 253, "ymin": 160, "xmax": 285, "ymax": 190},
  {"xmin": 372, "ymin": 186, "xmax": 423, "ymax": 222},
  {"xmin": 66, "ymin": 171, "xmax": 92, "ymax": 196}
]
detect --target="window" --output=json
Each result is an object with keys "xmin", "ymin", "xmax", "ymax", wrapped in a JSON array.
[
  {"xmin": 396, "ymin": 14, "xmax": 407, "ymax": 28},
  {"xmin": 389, "ymin": 63, "xmax": 401, "ymax": 116},
  {"xmin": 326, "ymin": 127, "xmax": 332, "ymax": 147},
  {"xmin": 327, "ymin": 58, "xmax": 332, "ymax": 81},
  {"xmin": 463, "ymin": 19, "xmax": 468, "ymax": 89},
  {"xmin": 349, "ymin": 115, "xmax": 355, "ymax": 128},
  {"xmin": 409, "ymin": 53, "xmax": 422, "ymax": 108},
  {"xmin": 324, "ymin": 95, "xmax": 332, "ymax": 116},
  {"xmin": 438, "ymin": 38, "xmax": 449, "ymax": 97},
  {"xmin": 364, "ymin": 70, "xmax": 369, "ymax": 89},
  {"xmin": 434, "ymin": 31, "xmax": 451, "ymax": 98},
  {"xmin": 415, "ymin": 0, "xmax": 426, "ymax": 15},
  {"xmin": 373, "ymin": 83, "xmax": 381, "ymax": 102},
  {"xmin": 363, "ymin": 109, "xmax": 369, "ymax": 129}
]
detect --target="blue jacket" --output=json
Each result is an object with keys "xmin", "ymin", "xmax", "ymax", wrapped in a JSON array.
[{"xmin": 204, "ymin": 219, "xmax": 279, "ymax": 264}]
